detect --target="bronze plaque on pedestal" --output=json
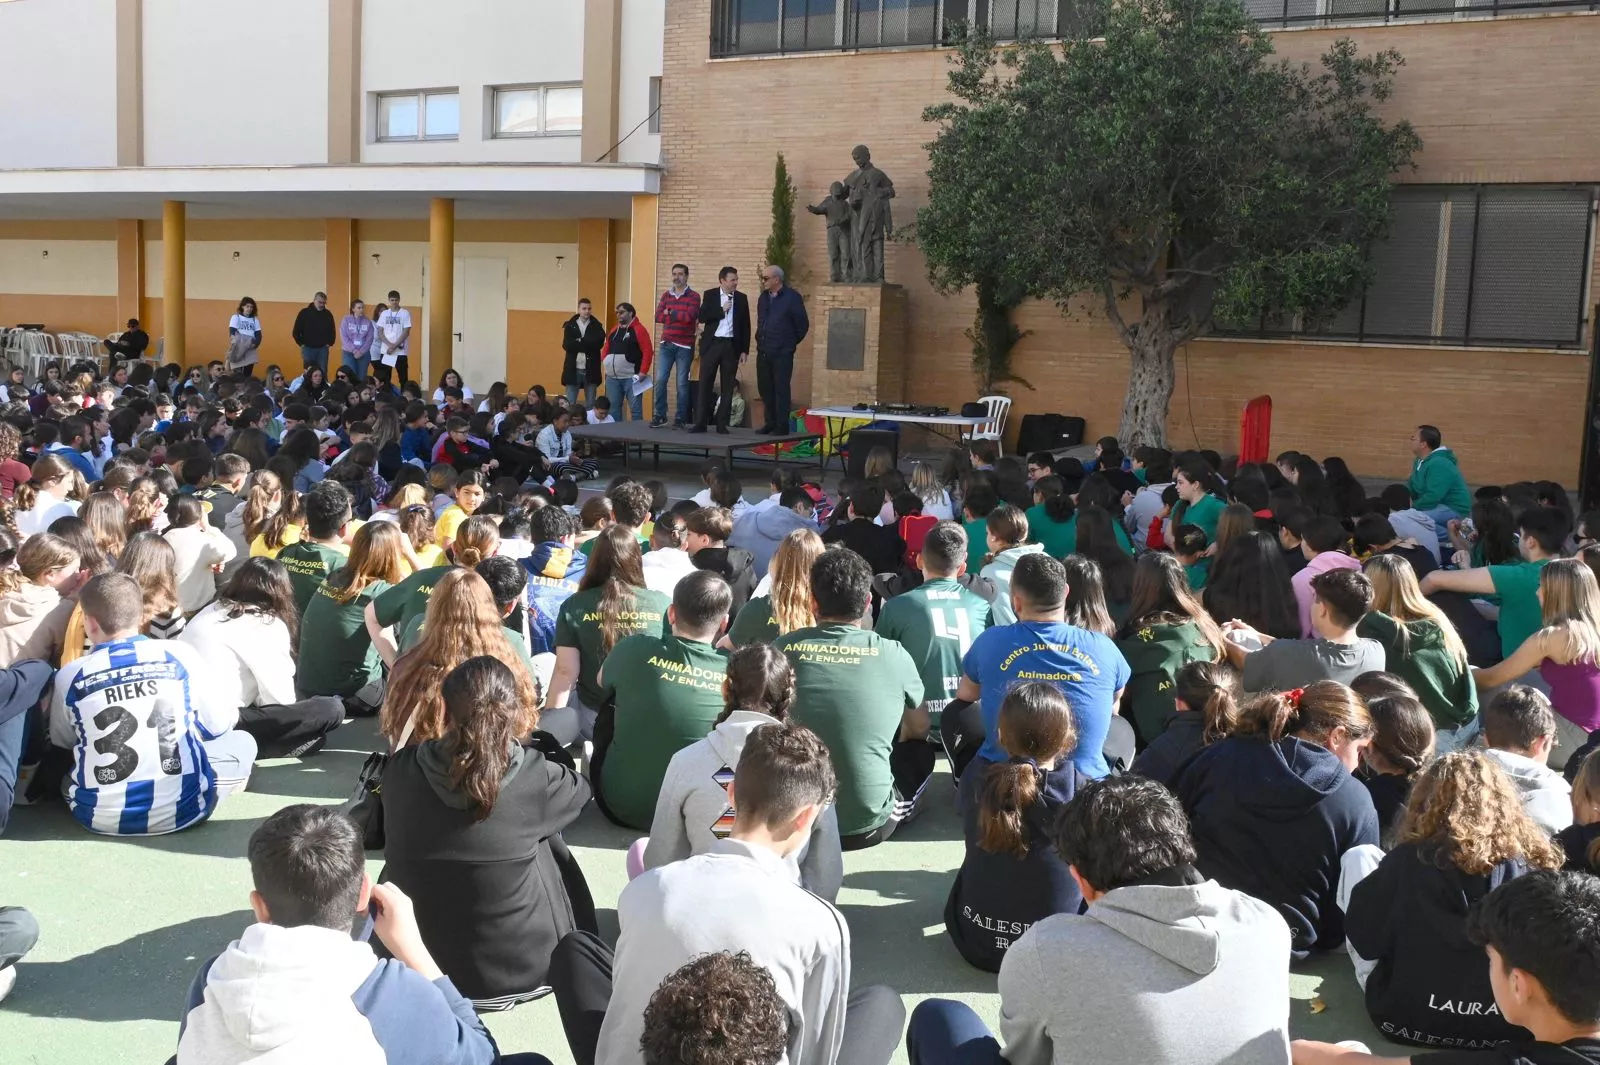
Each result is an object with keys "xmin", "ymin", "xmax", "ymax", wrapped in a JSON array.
[{"xmin": 826, "ymin": 309, "xmax": 867, "ymax": 371}]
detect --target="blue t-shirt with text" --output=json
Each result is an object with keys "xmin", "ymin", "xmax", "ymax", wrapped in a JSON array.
[{"xmin": 962, "ymin": 620, "xmax": 1131, "ymax": 778}]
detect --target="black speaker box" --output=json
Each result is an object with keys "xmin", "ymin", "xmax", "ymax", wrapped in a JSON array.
[{"xmin": 846, "ymin": 428, "xmax": 899, "ymax": 479}]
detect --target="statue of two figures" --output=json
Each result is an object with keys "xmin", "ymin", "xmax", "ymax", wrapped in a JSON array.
[{"xmin": 808, "ymin": 144, "xmax": 896, "ymax": 284}]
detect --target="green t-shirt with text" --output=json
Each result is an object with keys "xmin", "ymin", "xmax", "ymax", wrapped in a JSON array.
[
  {"xmin": 1490, "ymin": 558, "xmax": 1552, "ymax": 660},
  {"xmin": 774, "ymin": 623, "xmax": 923, "ymax": 836},
  {"xmin": 874, "ymin": 577, "xmax": 990, "ymax": 725},
  {"xmin": 554, "ymin": 586, "xmax": 671, "ymax": 708},
  {"xmin": 397, "ymin": 613, "xmax": 538, "ymax": 676},
  {"xmin": 371, "ymin": 564, "xmax": 455, "ymax": 635},
  {"xmin": 598, "ymin": 633, "xmax": 730, "ymax": 829},
  {"xmin": 296, "ymin": 578, "xmax": 390, "ymax": 698},
  {"xmin": 277, "ymin": 541, "xmax": 349, "ymax": 616},
  {"xmin": 727, "ymin": 595, "xmax": 777, "ymax": 648}
]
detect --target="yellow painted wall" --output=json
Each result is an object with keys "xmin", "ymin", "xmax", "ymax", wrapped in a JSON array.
[{"xmin": 0, "ymin": 238, "xmax": 121, "ymax": 345}]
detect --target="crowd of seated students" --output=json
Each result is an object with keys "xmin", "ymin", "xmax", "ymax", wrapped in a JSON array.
[{"xmin": 10, "ymin": 365, "xmax": 1600, "ymax": 1065}]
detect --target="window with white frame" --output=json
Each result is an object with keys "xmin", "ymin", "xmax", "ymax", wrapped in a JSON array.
[
  {"xmin": 493, "ymin": 84, "xmax": 584, "ymax": 137},
  {"xmin": 376, "ymin": 90, "xmax": 460, "ymax": 141},
  {"xmin": 648, "ymin": 77, "xmax": 662, "ymax": 135}
]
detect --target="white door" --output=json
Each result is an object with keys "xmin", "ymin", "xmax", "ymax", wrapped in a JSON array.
[{"xmin": 452, "ymin": 257, "xmax": 508, "ymax": 395}]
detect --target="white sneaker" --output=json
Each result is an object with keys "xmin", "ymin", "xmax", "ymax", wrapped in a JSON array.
[{"xmin": 0, "ymin": 964, "xmax": 17, "ymax": 1005}]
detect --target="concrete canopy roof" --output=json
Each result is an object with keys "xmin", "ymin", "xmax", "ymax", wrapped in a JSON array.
[{"xmin": 0, "ymin": 163, "xmax": 659, "ymax": 220}]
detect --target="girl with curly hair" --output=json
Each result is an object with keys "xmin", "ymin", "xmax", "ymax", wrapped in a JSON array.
[{"xmin": 1342, "ymin": 750, "xmax": 1562, "ymax": 1048}]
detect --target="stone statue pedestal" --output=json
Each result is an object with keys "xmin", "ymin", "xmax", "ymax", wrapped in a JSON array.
[{"xmin": 807, "ymin": 283, "xmax": 908, "ymax": 409}]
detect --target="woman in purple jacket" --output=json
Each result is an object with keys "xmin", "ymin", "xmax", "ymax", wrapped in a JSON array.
[{"xmin": 341, "ymin": 299, "xmax": 377, "ymax": 382}]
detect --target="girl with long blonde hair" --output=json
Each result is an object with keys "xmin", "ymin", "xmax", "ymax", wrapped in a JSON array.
[
  {"xmin": 1475, "ymin": 558, "xmax": 1600, "ymax": 768},
  {"xmin": 297, "ymin": 522, "xmax": 409, "ymax": 705},
  {"xmin": 723, "ymin": 527, "xmax": 822, "ymax": 648},
  {"xmin": 1359, "ymin": 553, "xmax": 1476, "ymax": 743},
  {"xmin": 1342, "ymin": 751, "xmax": 1561, "ymax": 1048},
  {"xmin": 381, "ymin": 568, "xmax": 538, "ymax": 747},
  {"xmin": 240, "ymin": 470, "xmax": 302, "ymax": 558},
  {"xmin": 910, "ymin": 461, "xmax": 954, "ymax": 520},
  {"xmin": 123, "ymin": 477, "xmax": 168, "ymax": 536}
]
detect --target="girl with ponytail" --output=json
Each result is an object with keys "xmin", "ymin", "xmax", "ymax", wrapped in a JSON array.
[
  {"xmin": 379, "ymin": 654, "xmax": 592, "ymax": 1006},
  {"xmin": 945, "ymin": 682, "xmax": 1087, "ymax": 973},
  {"xmin": 1131, "ymin": 659, "xmax": 1240, "ymax": 787},
  {"xmin": 1176, "ymin": 680, "xmax": 1380, "ymax": 954},
  {"xmin": 1358, "ymin": 689, "xmax": 1437, "ymax": 840},
  {"xmin": 15, "ymin": 454, "xmax": 82, "ymax": 536}
]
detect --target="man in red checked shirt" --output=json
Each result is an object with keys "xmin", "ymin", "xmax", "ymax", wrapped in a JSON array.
[{"xmin": 651, "ymin": 263, "xmax": 701, "ymax": 429}]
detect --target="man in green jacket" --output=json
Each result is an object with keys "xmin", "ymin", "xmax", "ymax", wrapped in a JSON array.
[{"xmin": 1407, "ymin": 424, "xmax": 1471, "ymax": 535}]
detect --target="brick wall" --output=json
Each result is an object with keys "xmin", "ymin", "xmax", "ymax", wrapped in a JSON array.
[{"xmin": 658, "ymin": 2, "xmax": 1600, "ymax": 484}]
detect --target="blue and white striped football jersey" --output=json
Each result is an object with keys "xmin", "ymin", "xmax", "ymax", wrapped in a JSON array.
[{"xmin": 49, "ymin": 636, "xmax": 238, "ymax": 835}]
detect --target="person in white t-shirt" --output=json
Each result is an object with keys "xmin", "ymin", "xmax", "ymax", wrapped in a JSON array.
[
  {"xmin": 226, "ymin": 297, "xmax": 263, "ymax": 377},
  {"xmin": 375, "ymin": 290, "xmax": 412, "ymax": 389},
  {"xmin": 587, "ymin": 396, "xmax": 617, "ymax": 425}
]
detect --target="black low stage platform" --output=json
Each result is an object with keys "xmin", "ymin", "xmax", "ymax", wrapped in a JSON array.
[{"xmin": 569, "ymin": 420, "xmax": 824, "ymax": 474}]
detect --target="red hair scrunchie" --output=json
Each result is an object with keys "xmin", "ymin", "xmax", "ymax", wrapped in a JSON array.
[{"xmin": 1285, "ymin": 687, "xmax": 1305, "ymax": 709}]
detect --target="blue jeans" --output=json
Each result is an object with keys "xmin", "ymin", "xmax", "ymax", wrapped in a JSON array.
[
  {"xmin": 1424, "ymin": 504, "xmax": 1464, "ymax": 545},
  {"xmin": 566, "ymin": 382, "xmax": 596, "ymax": 406},
  {"xmin": 341, "ymin": 350, "xmax": 370, "ymax": 380},
  {"xmin": 907, "ymin": 999, "xmax": 1002, "ymax": 1065},
  {"xmin": 653, "ymin": 341, "xmax": 694, "ymax": 424},
  {"xmin": 0, "ymin": 710, "xmax": 23, "ymax": 836},
  {"xmin": 607, "ymin": 375, "xmax": 643, "ymax": 421},
  {"xmin": 300, "ymin": 345, "xmax": 329, "ymax": 375}
]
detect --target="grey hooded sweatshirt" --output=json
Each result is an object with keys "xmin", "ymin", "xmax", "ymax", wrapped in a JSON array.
[
  {"xmin": 998, "ymin": 877, "xmax": 1293, "ymax": 1065},
  {"xmin": 643, "ymin": 710, "xmax": 843, "ymax": 900},
  {"xmin": 1484, "ymin": 748, "xmax": 1573, "ymax": 834}
]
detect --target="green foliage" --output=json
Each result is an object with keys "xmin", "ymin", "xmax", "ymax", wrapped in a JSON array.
[
  {"xmin": 916, "ymin": 26, "xmax": 1034, "ymax": 392},
  {"xmin": 922, "ymin": 2, "xmax": 1421, "ymax": 444},
  {"xmin": 765, "ymin": 153, "xmax": 797, "ymax": 280}
]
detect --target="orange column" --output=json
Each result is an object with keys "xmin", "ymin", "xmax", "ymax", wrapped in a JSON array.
[
  {"xmin": 577, "ymin": 218, "xmax": 615, "ymax": 322},
  {"xmin": 324, "ymin": 219, "xmax": 359, "ymax": 322},
  {"xmin": 427, "ymin": 198, "xmax": 455, "ymax": 389},
  {"xmin": 162, "ymin": 201, "xmax": 186, "ymax": 366},
  {"xmin": 116, "ymin": 219, "xmax": 144, "ymax": 328}
]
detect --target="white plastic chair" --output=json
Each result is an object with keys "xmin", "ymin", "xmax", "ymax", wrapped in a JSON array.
[
  {"xmin": 969, "ymin": 394, "xmax": 1013, "ymax": 454},
  {"xmin": 22, "ymin": 331, "xmax": 58, "ymax": 381}
]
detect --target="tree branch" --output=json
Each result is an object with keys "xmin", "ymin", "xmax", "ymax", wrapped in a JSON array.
[{"xmin": 1101, "ymin": 278, "xmax": 1135, "ymax": 346}]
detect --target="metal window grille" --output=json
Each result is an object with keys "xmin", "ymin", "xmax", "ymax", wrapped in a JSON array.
[
  {"xmin": 711, "ymin": 0, "xmax": 1598, "ymax": 57},
  {"xmin": 1218, "ymin": 186, "xmax": 1596, "ymax": 350}
]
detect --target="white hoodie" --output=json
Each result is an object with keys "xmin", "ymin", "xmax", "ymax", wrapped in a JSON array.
[
  {"xmin": 644, "ymin": 710, "xmax": 843, "ymax": 901},
  {"xmin": 177, "ymin": 923, "xmax": 385, "ymax": 1065},
  {"xmin": 1484, "ymin": 747, "xmax": 1573, "ymax": 834},
  {"xmin": 981, "ymin": 543, "xmax": 1047, "ymax": 626}
]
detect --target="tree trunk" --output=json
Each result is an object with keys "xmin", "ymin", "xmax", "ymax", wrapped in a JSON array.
[{"xmin": 1117, "ymin": 320, "xmax": 1178, "ymax": 449}]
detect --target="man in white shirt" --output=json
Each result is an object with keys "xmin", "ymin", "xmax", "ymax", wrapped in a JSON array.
[
  {"xmin": 376, "ymin": 290, "xmax": 412, "ymax": 390},
  {"xmin": 551, "ymin": 722, "xmax": 904, "ymax": 1065},
  {"xmin": 690, "ymin": 267, "xmax": 750, "ymax": 435}
]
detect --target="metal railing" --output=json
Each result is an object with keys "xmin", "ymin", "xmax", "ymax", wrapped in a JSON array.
[{"xmin": 710, "ymin": 0, "xmax": 1596, "ymax": 57}]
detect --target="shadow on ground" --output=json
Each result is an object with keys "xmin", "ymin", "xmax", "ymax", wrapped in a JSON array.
[{"xmin": 3, "ymin": 910, "xmax": 253, "ymax": 1023}]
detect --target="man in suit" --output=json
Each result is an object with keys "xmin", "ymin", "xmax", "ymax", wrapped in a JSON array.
[
  {"xmin": 690, "ymin": 266, "xmax": 750, "ymax": 435},
  {"xmin": 754, "ymin": 265, "xmax": 809, "ymax": 435}
]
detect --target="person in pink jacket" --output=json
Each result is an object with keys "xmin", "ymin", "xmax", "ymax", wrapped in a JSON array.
[{"xmin": 1292, "ymin": 517, "xmax": 1363, "ymax": 637}]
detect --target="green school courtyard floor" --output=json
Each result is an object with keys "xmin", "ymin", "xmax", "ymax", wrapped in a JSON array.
[{"xmin": 0, "ymin": 715, "xmax": 1411, "ymax": 1065}]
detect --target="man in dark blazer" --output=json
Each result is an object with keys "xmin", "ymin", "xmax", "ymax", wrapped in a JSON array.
[{"xmin": 689, "ymin": 266, "xmax": 750, "ymax": 434}]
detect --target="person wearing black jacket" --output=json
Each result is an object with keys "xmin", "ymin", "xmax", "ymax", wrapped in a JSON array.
[
  {"xmin": 561, "ymin": 298, "xmax": 605, "ymax": 406},
  {"xmin": 380, "ymin": 656, "xmax": 594, "ymax": 1008},
  {"xmin": 821, "ymin": 484, "xmax": 907, "ymax": 578},
  {"xmin": 1344, "ymin": 750, "xmax": 1564, "ymax": 1050},
  {"xmin": 291, "ymin": 291, "xmax": 337, "ymax": 378},
  {"xmin": 1175, "ymin": 680, "xmax": 1379, "ymax": 955},
  {"xmin": 945, "ymin": 682, "xmax": 1086, "ymax": 973},
  {"xmin": 1130, "ymin": 660, "xmax": 1240, "ymax": 789},
  {"xmin": 684, "ymin": 506, "xmax": 755, "ymax": 621},
  {"xmin": 690, "ymin": 266, "xmax": 751, "ymax": 435},
  {"xmin": 103, "ymin": 317, "xmax": 150, "ymax": 362}
]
